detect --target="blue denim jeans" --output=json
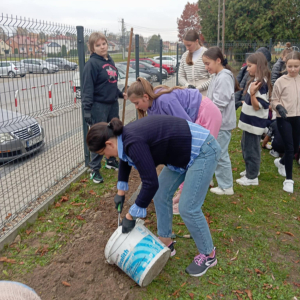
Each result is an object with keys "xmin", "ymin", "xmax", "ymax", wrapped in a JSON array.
[
  {"xmin": 215, "ymin": 130, "xmax": 233, "ymax": 189},
  {"xmin": 153, "ymin": 134, "xmax": 221, "ymax": 255},
  {"xmin": 89, "ymin": 101, "xmax": 119, "ymax": 171}
]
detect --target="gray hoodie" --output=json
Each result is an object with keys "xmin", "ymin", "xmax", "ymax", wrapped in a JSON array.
[{"xmin": 207, "ymin": 69, "xmax": 236, "ymax": 131}]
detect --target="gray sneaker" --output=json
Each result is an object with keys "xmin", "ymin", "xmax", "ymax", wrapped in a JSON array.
[{"xmin": 90, "ymin": 170, "xmax": 104, "ymax": 184}]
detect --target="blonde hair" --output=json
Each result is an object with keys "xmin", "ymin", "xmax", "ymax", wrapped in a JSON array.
[
  {"xmin": 127, "ymin": 77, "xmax": 185, "ymax": 118},
  {"xmin": 183, "ymin": 29, "xmax": 203, "ymax": 66},
  {"xmin": 88, "ymin": 32, "xmax": 108, "ymax": 53},
  {"xmin": 281, "ymin": 42, "xmax": 293, "ymax": 59}
]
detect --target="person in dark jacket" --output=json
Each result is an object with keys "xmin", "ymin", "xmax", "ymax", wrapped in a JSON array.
[
  {"xmin": 86, "ymin": 115, "xmax": 221, "ymax": 277},
  {"xmin": 271, "ymin": 42, "xmax": 293, "ymax": 85},
  {"xmin": 235, "ymin": 47, "xmax": 271, "ymax": 109},
  {"xmin": 82, "ymin": 32, "xmax": 124, "ymax": 183}
]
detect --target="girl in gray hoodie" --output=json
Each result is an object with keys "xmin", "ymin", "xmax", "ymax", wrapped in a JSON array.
[{"xmin": 203, "ymin": 47, "xmax": 240, "ymax": 195}]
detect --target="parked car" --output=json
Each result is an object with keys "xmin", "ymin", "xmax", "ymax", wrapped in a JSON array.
[
  {"xmin": 45, "ymin": 58, "xmax": 78, "ymax": 71},
  {"xmin": 153, "ymin": 55, "xmax": 177, "ymax": 67},
  {"xmin": 20, "ymin": 59, "xmax": 58, "ymax": 74},
  {"xmin": 132, "ymin": 58, "xmax": 174, "ymax": 75},
  {"xmin": 115, "ymin": 63, "xmax": 153, "ymax": 83},
  {"xmin": 72, "ymin": 70, "xmax": 135, "ymax": 99},
  {"xmin": 0, "ymin": 61, "xmax": 27, "ymax": 78},
  {"xmin": 121, "ymin": 61, "xmax": 167, "ymax": 82},
  {"xmin": 0, "ymin": 109, "xmax": 45, "ymax": 162}
]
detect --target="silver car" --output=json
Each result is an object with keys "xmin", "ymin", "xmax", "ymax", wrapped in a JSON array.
[
  {"xmin": 20, "ymin": 59, "xmax": 58, "ymax": 74},
  {"xmin": 0, "ymin": 61, "xmax": 27, "ymax": 78},
  {"xmin": 0, "ymin": 109, "xmax": 45, "ymax": 162},
  {"xmin": 45, "ymin": 58, "xmax": 78, "ymax": 71}
]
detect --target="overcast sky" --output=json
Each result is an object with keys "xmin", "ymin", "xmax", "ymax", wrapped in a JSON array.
[{"xmin": 2, "ymin": 0, "xmax": 188, "ymax": 41}]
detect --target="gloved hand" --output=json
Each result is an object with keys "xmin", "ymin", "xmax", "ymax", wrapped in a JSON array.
[
  {"xmin": 276, "ymin": 105, "xmax": 288, "ymax": 119},
  {"xmin": 121, "ymin": 217, "xmax": 136, "ymax": 233},
  {"xmin": 84, "ymin": 110, "xmax": 93, "ymax": 126},
  {"xmin": 114, "ymin": 194, "xmax": 125, "ymax": 213},
  {"xmin": 235, "ymin": 101, "xmax": 243, "ymax": 110},
  {"xmin": 187, "ymin": 85, "xmax": 196, "ymax": 89}
]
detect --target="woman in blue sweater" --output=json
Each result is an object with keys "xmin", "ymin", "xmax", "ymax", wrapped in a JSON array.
[{"xmin": 86, "ymin": 115, "xmax": 221, "ymax": 277}]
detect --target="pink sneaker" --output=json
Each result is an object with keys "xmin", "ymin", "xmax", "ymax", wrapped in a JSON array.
[
  {"xmin": 173, "ymin": 203, "xmax": 180, "ymax": 215},
  {"xmin": 172, "ymin": 190, "xmax": 182, "ymax": 205}
]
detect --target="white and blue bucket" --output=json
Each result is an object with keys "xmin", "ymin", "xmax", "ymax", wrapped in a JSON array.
[{"xmin": 105, "ymin": 219, "xmax": 171, "ymax": 287}]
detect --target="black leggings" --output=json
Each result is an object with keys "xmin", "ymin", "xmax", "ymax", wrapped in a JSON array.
[{"xmin": 277, "ymin": 116, "xmax": 300, "ymax": 179}]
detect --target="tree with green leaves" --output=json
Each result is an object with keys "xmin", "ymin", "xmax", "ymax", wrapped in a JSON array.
[
  {"xmin": 147, "ymin": 35, "xmax": 160, "ymax": 52},
  {"xmin": 61, "ymin": 45, "xmax": 67, "ymax": 57}
]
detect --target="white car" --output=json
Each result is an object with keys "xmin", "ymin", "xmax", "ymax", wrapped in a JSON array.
[
  {"xmin": 72, "ymin": 71, "xmax": 135, "ymax": 99},
  {"xmin": 153, "ymin": 55, "xmax": 177, "ymax": 67},
  {"xmin": 0, "ymin": 61, "xmax": 27, "ymax": 78}
]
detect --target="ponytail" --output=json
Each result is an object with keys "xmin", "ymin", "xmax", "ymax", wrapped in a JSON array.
[
  {"xmin": 86, "ymin": 118, "xmax": 123, "ymax": 152},
  {"xmin": 183, "ymin": 29, "xmax": 203, "ymax": 66},
  {"xmin": 127, "ymin": 78, "xmax": 185, "ymax": 118},
  {"xmin": 203, "ymin": 47, "xmax": 241, "ymax": 92}
]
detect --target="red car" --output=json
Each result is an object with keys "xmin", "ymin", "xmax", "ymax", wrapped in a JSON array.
[{"xmin": 131, "ymin": 58, "xmax": 175, "ymax": 75}]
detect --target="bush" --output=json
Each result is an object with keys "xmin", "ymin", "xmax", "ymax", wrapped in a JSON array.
[
  {"xmin": 69, "ymin": 49, "xmax": 78, "ymax": 56},
  {"xmin": 14, "ymin": 48, "xmax": 18, "ymax": 54},
  {"xmin": 47, "ymin": 52, "xmax": 62, "ymax": 57}
]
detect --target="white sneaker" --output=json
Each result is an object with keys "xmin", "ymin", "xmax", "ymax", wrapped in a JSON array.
[
  {"xmin": 236, "ymin": 176, "xmax": 259, "ymax": 186},
  {"xmin": 270, "ymin": 149, "xmax": 279, "ymax": 158},
  {"xmin": 240, "ymin": 170, "xmax": 260, "ymax": 177},
  {"xmin": 210, "ymin": 179, "xmax": 214, "ymax": 187},
  {"xmin": 283, "ymin": 179, "xmax": 294, "ymax": 193},
  {"xmin": 210, "ymin": 186, "xmax": 234, "ymax": 195},
  {"xmin": 274, "ymin": 158, "xmax": 286, "ymax": 177}
]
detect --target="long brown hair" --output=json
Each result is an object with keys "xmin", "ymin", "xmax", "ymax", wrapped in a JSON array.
[
  {"xmin": 183, "ymin": 29, "xmax": 203, "ymax": 66},
  {"xmin": 245, "ymin": 52, "xmax": 272, "ymax": 95},
  {"xmin": 203, "ymin": 47, "xmax": 241, "ymax": 92},
  {"xmin": 127, "ymin": 77, "xmax": 185, "ymax": 118},
  {"xmin": 285, "ymin": 51, "xmax": 300, "ymax": 63}
]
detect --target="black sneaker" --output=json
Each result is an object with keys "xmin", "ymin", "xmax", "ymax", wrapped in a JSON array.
[
  {"xmin": 168, "ymin": 241, "xmax": 176, "ymax": 257},
  {"xmin": 185, "ymin": 247, "xmax": 217, "ymax": 277},
  {"xmin": 106, "ymin": 159, "xmax": 119, "ymax": 170},
  {"xmin": 90, "ymin": 170, "xmax": 104, "ymax": 184}
]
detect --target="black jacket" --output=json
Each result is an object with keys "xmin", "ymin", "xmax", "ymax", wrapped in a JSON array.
[
  {"xmin": 271, "ymin": 58, "xmax": 286, "ymax": 86},
  {"xmin": 234, "ymin": 65, "xmax": 249, "ymax": 109},
  {"xmin": 82, "ymin": 53, "xmax": 123, "ymax": 112}
]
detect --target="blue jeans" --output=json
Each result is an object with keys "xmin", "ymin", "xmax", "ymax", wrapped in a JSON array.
[
  {"xmin": 89, "ymin": 101, "xmax": 119, "ymax": 171},
  {"xmin": 153, "ymin": 134, "xmax": 221, "ymax": 255},
  {"xmin": 215, "ymin": 130, "xmax": 233, "ymax": 189}
]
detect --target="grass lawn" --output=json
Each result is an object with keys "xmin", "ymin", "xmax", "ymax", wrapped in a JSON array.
[{"xmin": 0, "ymin": 110, "xmax": 299, "ymax": 299}]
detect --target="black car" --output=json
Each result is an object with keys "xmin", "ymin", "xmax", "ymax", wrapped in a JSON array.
[{"xmin": 121, "ymin": 61, "xmax": 167, "ymax": 82}]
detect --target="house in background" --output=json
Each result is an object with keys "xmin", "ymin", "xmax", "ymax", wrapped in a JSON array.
[
  {"xmin": 47, "ymin": 35, "xmax": 76, "ymax": 52},
  {"xmin": 6, "ymin": 35, "xmax": 38, "ymax": 55},
  {"xmin": 0, "ymin": 39, "xmax": 12, "ymax": 55},
  {"xmin": 108, "ymin": 41, "xmax": 119, "ymax": 52},
  {"xmin": 42, "ymin": 41, "xmax": 61, "ymax": 54}
]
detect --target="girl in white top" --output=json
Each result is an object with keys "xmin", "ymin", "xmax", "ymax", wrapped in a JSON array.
[{"xmin": 178, "ymin": 29, "xmax": 211, "ymax": 96}]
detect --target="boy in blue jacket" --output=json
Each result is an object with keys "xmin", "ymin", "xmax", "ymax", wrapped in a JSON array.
[{"xmin": 82, "ymin": 32, "xmax": 124, "ymax": 183}]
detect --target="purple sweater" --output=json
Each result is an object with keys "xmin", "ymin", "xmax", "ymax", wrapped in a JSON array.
[{"xmin": 147, "ymin": 89, "xmax": 202, "ymax": 122}]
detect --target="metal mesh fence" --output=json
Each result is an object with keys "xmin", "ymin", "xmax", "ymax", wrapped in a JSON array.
[{"xmin": 0, "ymin": 15, "xmax": 85, "ymax": 237}]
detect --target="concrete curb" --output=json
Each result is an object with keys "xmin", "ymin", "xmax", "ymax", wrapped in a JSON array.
[{"xmin": 0, "ymin": 167, "xmax": 88, "ymax": 251}]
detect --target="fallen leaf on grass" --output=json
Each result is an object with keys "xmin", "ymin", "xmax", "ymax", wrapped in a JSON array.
[
  {"xmin": 5, "ymin": 213, "xmax": 12, "ymax": 219},
  {"xmin": 208, "ymin": 280, "xmax": 219, "ymax": 286},
  {"xmin": 232, "ymin": 167, "xmax": 238, "ymax": 171},
  {"xmin": 0, "ymin": 257, "xmax": 16, "ymax": 264},
  {"xmin": 55, "ymin": 202, "xmax": 61, "ymax": 208},
  {"xmin": 60, "ymin": 196, "xmax": 69, "ymax": 202},
  {"xmin": 19, "ymin": 262, "xmax": 24, "ymax": 265},
  {"xmin": 297, "ymin": 216, "xmax": 300, "ymax": 222},
  {"xmin": 267, "ymin": 295, "xmax": 272, "ymax": 299},
  {"xmin": 206, "ymin": 296, "xmax": 212, "ymax": 300},
  {"xmin": 231, "ymin": 249, "xmax": 239, "ymax": 261},
  {"xmin": 235, "ymin": 294, "xmax": 243, "ymax": 300},
  {"xmin": 293, "ymin": 260, "xmax": 299, "ymax": 264},
  {"xmin": 35, "ymin": 245, "xmax": 49, "ymax": 257},
  {"xmin": 62, "ymin": 281, "xmax": 71, "ymax": 287},
  {"xmin": 71, "ymin": 202, "xmax": 86, "ymax": 206},
  {"xmin": 181, "ymin": 282, "xmax": 186, "ymax": 287},
  {"xmin": 272, "ymin": 274, "xmax": 276, "ymax": 281},
  {"xmin": 263, "ymin": 283, "xmax": 273, "ymax": 289},
  {"xmin": 177, "ymin": 222, "xmax": 185, "ymax": 225},
  {"xmin": 255, "ymin": 268, "xmax": 263, "ymax": 275},
  {"xmin": 293, "ymin": 282, "xmax": 300, "ymax": 287},
  {"xmin": 172, "ymin": 289, "xmax": 180, "ymax": 296},
  {"xmin": 235, "ymin": 290, "xmax": 244, "ymax": 294},
  {"xmin": 26, "ymin": 230, "xmax": 32, "ymax": 235},
  {"xmin": 188, "ymin": 293, "xmax": 194, "ymax": 299},
  {"xmin": 283, "ymin": 231, "xmax": 294, "ymax": 237},
  {"xmin": 245, "ymin": 289, "xmax": 253, "ymax": 300},
  {"xmin": 76, "ymin": 215, "xmax": 84, "ymax": 221},
  {"xmin": 80, "ymin": 179, "xmax": 88, "ymax": 183},
  {"xmin": 81, "ymin": 208, "xmax": 87, "ymax": 214},
  {"xmin": 276, "ymin": 232, "xmax": 280, "ymax": 235},
  {"xmin": 89, "ymin": 190, "xmax": 97, "ymax": 195},
  {"xmin": 231, "ymin": 202, "xmax": 237, "ymax": 205},
  {"xmin": 247, "ymin": 207, "xmax": 253, "ymax": 213}
]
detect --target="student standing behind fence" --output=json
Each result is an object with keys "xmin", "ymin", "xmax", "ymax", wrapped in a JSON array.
[
  {"xmin": 178, "ymin": 29, "xmax": 211, "ymax": 96},
  {"xmin": 202, "ymin": 47, "xmax": 239, "ymax": 196},
  {"xmin": 237, "ymin": 52, "xmax": 272, "ymax": 186},
  {"xmin": 82, "ymin": 32, "xmax": 124, "ymax": 184},
  {"xmin": 271, "ymin": 51, "xmax": 300, "ymax": 193},
  {"xmin": 271, "ymin": 42, "xmax": 293, "ymax": 85}
]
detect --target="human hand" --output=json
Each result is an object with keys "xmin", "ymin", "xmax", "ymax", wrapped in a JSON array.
[
  {"xmin": 83, "ymin": 110, "xmax": 93, "ymax": 126},
  {"xmin": 276, "ymin": 104, "xmax": 288, "ymax": 119},
  {"xmin": 187, "ymin": 85, "xmax": 196, "ymax": 89},
  {"xmin": 250, "ymin": 81, "xmax": 261, "ymax": 96},
  {"xmin": 114, "ymin": 194, "xmax": 125, "ymax": 213},
  {"xmin": 123, "ymin": 92, "xmax": 127, "ymax": 100},
  {"xmin": 121, "ymin": 215, "xmax": 136, "ymax": 233}
]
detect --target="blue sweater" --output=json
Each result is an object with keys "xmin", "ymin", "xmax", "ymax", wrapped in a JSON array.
[{"xmin": 118, "ymin": 115, "xmax": 192, "ymax": 208}]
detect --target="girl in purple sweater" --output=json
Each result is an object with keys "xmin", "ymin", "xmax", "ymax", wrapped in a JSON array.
[{"xmin": 126, "ymin": 78, "xmax": 222, "ymax": 214}]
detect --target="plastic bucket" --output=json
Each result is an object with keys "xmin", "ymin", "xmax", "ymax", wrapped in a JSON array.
[{"xmin": 105, "ymin": 219, "xmax": 171, "ymax": 287}]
